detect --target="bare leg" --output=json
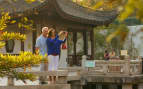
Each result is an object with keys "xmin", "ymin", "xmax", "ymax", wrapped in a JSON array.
[
  {"xmin": 49, "ymin": 76, "xmax": 52, "ymax": 84},
  {"xmin": 53, "ymin": 76, "xmax": 56, "ymax": 84}
]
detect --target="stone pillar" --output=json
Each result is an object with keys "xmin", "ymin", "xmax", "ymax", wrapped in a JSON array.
[
  {"xmin": 57, "ymin": 76, "xmax": 67, "ymax": 84},
  {"xmin": 82, "ymin": 55, "xmax": 87, "ymax": 67},
  {"xmin": 124, "ymin": 56, "xmax": 130, "ymax": 75},
  {"xmin": 109, "ymin": 84, "xmax": 118, "ymax": 89},
  {"xmin": 103, "ymin": 63, "xmax": 108, "ymax": 74},
  {"xmin": 138, "ymin": 83, "xmax": 143, "ymax": 89},
  {"xmin": 96, "ymin": 84, "xmax": 102, "ymax": 89},
  {"xmin": 69, "ymin": 81, "xmax": 83, "ymax": 89},
  {"xmin": 122, "ymin": 84, "xmax": 132, "ymax": 89},
  {"xmin": 8, "ymin": 77, "xmax": 14, "ymax": 86}
]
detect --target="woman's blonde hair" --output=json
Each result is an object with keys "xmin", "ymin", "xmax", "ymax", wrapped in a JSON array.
[{"xmin": 47, "ymin": 28, "xmax": 55, "ymax": 38}]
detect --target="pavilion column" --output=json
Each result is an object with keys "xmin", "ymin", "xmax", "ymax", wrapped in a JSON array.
[
  {"xmin": 90, "ymin": 30, "xmax": 95, "ymax": 60},
  {"xmin": 83, "ymin": 31, "xmax": 88, "ymax": 55},
  {"xmin": 33, "ymin": 24, "xmax": 41, "ymax": 53},
  {"xmin": 20, "ymin": 28, "xmax": 24, "ymax": 51},
  {"xmin": 122, "ymin": 84, "xmax": 132, "ymax": 89},
  {"xmin": 32, "ymin": 24, "xmax": 37, "ymax": 53},
  {"xmin": 73, "ymin": 32, "xmax": 77, "ymax": 65},
  {"xmin": 32, "ymin": 29, "xmax": 37, "ymax": 53}
]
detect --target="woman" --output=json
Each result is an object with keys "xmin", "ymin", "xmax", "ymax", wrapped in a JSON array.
[
  {"xmin": 109, "ymin": 49, "xmax": 116, "ymax": 59},
  {"xmin": 104, "ymin": 50, "xmax": 110, "ymax": 60},
  {"xmin": 46, "ymin": 28, "xmax": 67, "ymax": 83}
]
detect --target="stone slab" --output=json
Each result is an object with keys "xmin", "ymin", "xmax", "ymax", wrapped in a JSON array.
[
  {"xmin": 0, "ymin": 84, "xmax": 71, "ymax": 89},
  {"xmin": 23, "ymin": 70, "xmax": 68, "ymax": 76}
]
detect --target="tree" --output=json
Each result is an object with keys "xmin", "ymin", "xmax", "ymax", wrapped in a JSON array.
[
  {"xmin": 0, "ymin": 12, "xmax": 42, "ymax": 82},
  {"xmin": 94, "ymin": 24, "xmax": 139, "ymax": 59},
  {"xmin": 94, "ymin": 24, "xmax": 126, "ymax": 59},
  {"xmin": 73, "ymin": 0, "xmax": 143, "ymax": 59},
  {"xmin": 73, "ymin": 0, "xmax": 143, "ymax": 42}
]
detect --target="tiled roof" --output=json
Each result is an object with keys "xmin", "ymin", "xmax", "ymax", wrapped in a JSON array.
[{"xmin": 0, "ymin": 0, "xmax": 118, "ymax": 26}]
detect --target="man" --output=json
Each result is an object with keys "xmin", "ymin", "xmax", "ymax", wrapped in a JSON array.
[{"xmin": 35, "ymin": 27, "xmax": 48, "ymax": 84}]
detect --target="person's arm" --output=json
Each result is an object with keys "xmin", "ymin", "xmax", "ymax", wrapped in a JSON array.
[
  {"xmin": 58, "ymin": 38, "xmax": 66, "ymax": 43},
  {"xmin": 35, "ymin": 38, "xmax": 41, "ymax": 54},
  {"xmin": 58, "ymin": 32, "xmax": 68, "ymax": 43},
  {"xmin": 104, "ymin": 53, "xmax": 106, "ymax": 58},
  {"xmin": 35, "ymin": 47, "xmax": 39, "ymax": 54},
  {"xmin": 58, "ymin": 31, "xmax": 64, "ymax": 36}
]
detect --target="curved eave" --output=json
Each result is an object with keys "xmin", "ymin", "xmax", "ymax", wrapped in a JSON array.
[
  {"xmin": 52, "ymin": 0, "xmax": 118, "ymax": 26},
  {"xmin": 0, "ymin": 0, "xmax": 118, "ymax": 26}
]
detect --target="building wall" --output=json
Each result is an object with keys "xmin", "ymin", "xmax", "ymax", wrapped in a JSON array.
[{"xmin": 24, "ymin": 31, "xmax": 33, "ymax": 52}]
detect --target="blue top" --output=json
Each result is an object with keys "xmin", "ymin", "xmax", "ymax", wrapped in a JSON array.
[
  {"xmin": 35, "ymin": 35, "xmax": 47, "ymax": 56},
  {"xmin": 46, "ymin": 35, "xmax": 66, "ymax": 55}
]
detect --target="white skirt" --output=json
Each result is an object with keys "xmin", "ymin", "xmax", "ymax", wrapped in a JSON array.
[{"xmin": 48, "ymin": 55, "xmax": 59, "ymax": 71}]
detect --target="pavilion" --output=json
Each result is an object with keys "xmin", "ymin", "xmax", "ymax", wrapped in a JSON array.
[{"xmin": 0, "ymin": 0, "xmax": 117, "ymax": 66}]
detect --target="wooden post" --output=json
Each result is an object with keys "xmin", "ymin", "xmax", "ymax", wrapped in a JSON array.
[
  {"xmin": 90, "ymin": 30, "xmax": 95, "ymax": 60},
  {"xmin": 73, "ymin": 32, "xmax": 77, "ymax": 65},
  {"xmin": 122, "ymin": 84, "xmax": 132, "ymax": 89},
  {"xmin": 20, "ymin": 28, "xmax": 24, "ymax": 51},
  {"xmin": 8, "ymin": 77, "xmax": 14, "ymax": 86},
  {"xmin": 21, "ymin": 40, "xmax": 24, "ymax": 51},
  {"xmin": 32, "ymin": 29, "xmax": 37, "ymax": 53},
  {"xmin": 83, "ymin": 31, "xmax": 88, "ymax": 55}
]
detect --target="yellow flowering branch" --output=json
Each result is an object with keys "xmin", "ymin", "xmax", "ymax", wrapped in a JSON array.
[
  {"xmin": 0, "ymin": 31, "xmax": 26, "ymax": 41},
  {"xmin": 0, "ymin": 52, "xmax": 42, "ymax": 81},
  {"xmin": 0, "ymin": 12, "xmax": 42, "ymax": 82},
  {"xmin": 0, "ymin": 12, "xmax": 10, "ymax": 31}
]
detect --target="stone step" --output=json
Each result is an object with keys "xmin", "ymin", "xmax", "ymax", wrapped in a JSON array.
[{"xmin": 0, "ymin": 84, "xmax": 71, "ymax": 89}]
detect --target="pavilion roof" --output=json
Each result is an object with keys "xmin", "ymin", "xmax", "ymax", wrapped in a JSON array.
[
  {"xmin": 53, "ymin": 0, "xmax": 118, "ymax": 26},
  {"xmin": 0, "ymin": 0, "xmax": 118, "ymax": 26}
]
